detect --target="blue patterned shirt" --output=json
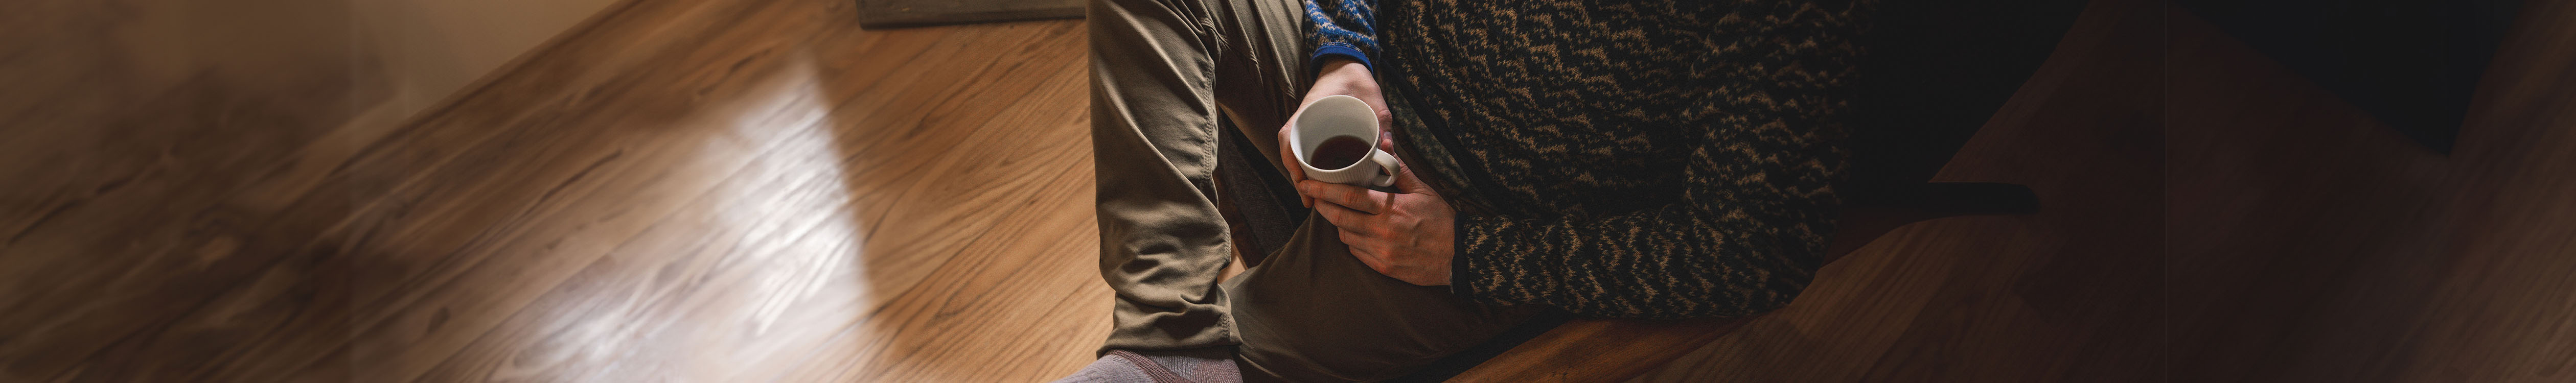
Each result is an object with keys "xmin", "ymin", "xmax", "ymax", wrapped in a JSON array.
[{"xmin": 1305, "ymin": 0, "xmax": 1379, "ymax": 71}]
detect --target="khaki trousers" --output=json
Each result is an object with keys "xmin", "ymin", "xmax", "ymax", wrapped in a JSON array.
[{"xmin": 1087, "ymin": 0, "xmax": 1538, "ymax": 380}]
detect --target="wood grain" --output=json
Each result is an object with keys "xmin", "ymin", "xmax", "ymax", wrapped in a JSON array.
[
  {"xmin": 1608, "ymin": 0, "xmax": 2168, "ymax": 381},
  {"xmin": 1447, "ymin": 317, "xmax": 1749, "ymax": 382},
  {"xmin": 2165, "ymin": 1, "xmax": 2576, "ymax": 381},
  {"xmin": 1, "ymin": 0, "xmax": 1103, "ymax": 381},
  {"xmin": 14, "ymin": 0, "xmax": 2576, "ymax": 380}
]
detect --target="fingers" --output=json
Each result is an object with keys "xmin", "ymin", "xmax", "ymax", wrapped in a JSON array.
[
  {"xmin": 1280, "ymin": 148, "xmax": 1303, "ymax": 181},
  {"xmin": 1315, "ymin": 201, "xmax": 1409, "ymax": 282},
  {"xmin": 1279, "ymin": 129, "xmax": 1312, "ymax": 208},
  {"xmin": 1285, "ymin": 156, "xmax": 1314, "ymax": 208},
  {"xmin": 1311, "ymin": 198, "xmax": 1368, "ymax": 230},
  {"xmin": 1297, "ymin": 180, "xmax": 1388, "ymax": 214},
  {"xmin": 1336, "ymin": 229, "xmax": 1375, "ymax": 252},
  {"xmin": 1335, "ymin": 228, "xmax": 1394, "ymax": 277}
]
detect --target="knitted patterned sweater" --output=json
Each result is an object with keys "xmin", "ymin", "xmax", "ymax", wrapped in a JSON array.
[{"xmin": 1304, "ymin": 0, "xmax": 1868, "ymax": 319}]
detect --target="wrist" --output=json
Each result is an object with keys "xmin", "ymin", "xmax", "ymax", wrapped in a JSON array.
[{"xmin": 1315, "ymin": 60, "xmax": 1376, "ymax": 92}]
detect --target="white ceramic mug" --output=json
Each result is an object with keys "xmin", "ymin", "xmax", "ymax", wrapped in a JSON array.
[{"xmin": 1287, "ymin": 95, "xmax": 1400, "ymax": 187}]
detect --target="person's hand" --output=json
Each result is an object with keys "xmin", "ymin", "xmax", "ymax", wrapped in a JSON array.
[
  {"xmin": 1281, "ymin": 59, "xmax": 1393, "ymax": 208},
  {"xmin": 1296, "ymin": 138, "xmax": 1453, "ymax": 286}
]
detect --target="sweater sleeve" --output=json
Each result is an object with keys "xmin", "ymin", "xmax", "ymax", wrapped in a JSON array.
[
  {"xmin": 1450, "ymin": 1, "xmax": 1863, "ymax": 320},
  {"xmin": 1303, "ymin": 0, "xmax": 1378, "ymax": 71}
]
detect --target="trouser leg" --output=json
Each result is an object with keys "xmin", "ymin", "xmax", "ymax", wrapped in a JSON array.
[
  {"xmin": 1090, "ymin": 0, "xmax": 1234, "ymax": 351},
  {"xmin": 1087, "ymin": 0, "xmax": 1306, "ymax": 352}
]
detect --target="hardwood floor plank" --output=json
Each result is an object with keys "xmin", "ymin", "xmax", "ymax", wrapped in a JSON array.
[
  {"xmin": 1631, "ymin": 0, "xmax": 2165, "ymax": 380},
  {"xmin": 5, "ymin": 0, "xmax": 1098, "ymax": 379},
  {"xmin": 2167, "ymin": 1, "xmax": 2576, "ymax": 380}
]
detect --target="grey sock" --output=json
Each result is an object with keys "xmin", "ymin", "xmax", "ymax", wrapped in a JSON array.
[
  {"xmin": 1051, "ymin": 348, "xmax": 1241, "ymax": 383},
  {"xmin": 1053, "ymin": 353, "xmax": 1156, "ymax": 383}
]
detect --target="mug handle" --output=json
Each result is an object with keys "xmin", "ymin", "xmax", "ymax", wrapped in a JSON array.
[{"xmin": 1366, "ymin": 150, "xmax": 1401, "ymax": 187}]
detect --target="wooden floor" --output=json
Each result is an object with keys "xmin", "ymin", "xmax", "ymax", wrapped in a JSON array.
[
  {"xmin": 10, "ymin": 0, "xmax": 2576, "ymax": 381},
  {"xmin": 1633, "ymin": 0, "xmax": 2164, "ymax": 380},
  {"xmin": 2, "ymin": 0, "xmax": 1106, "ymax": 380},
  {"xmin": 2165, "ymin": 1, "xmax": 2576, "ymax": 381}
]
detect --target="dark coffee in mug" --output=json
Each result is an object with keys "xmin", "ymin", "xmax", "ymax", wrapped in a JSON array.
[
  {"xmin": 1308, "ymin": 135, "xmax": 1372, "ymax": 170},
  {"xmin": 1290, "ymin": 95, "xmax": 1398, "ymax": 187}
]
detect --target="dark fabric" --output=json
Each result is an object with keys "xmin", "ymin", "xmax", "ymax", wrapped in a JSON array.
[
  {"xmin": 1302, "ymin": 0, "xmax": 1872, "ymax": 319},
  {"xmin": 1386, "ymin": 309, "xmax": 1575, "ymax": 382},
  {"xmin": 1369, "ymin": 0, "xmax": 1873, "ymax": 319},
  {"xmin": 1225, "ymin": 210, "xmax": 1543, "ymax": 382},
  {"xmin": 1214, "ymin": 120, "xmax": 1306, "ymax": 264},
  {"xmin": 1841, "ymin": 0, "xmax": 2086, "ymax": 205},
  {"xmin": 2177, "ymin": 0, "xmax": 2522, "ymax": 154}
]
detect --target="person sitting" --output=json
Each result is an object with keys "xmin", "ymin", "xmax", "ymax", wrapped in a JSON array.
[{"xmin": 1063, "ymin": 0, "xmax": 1869, "ymax": 380}]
